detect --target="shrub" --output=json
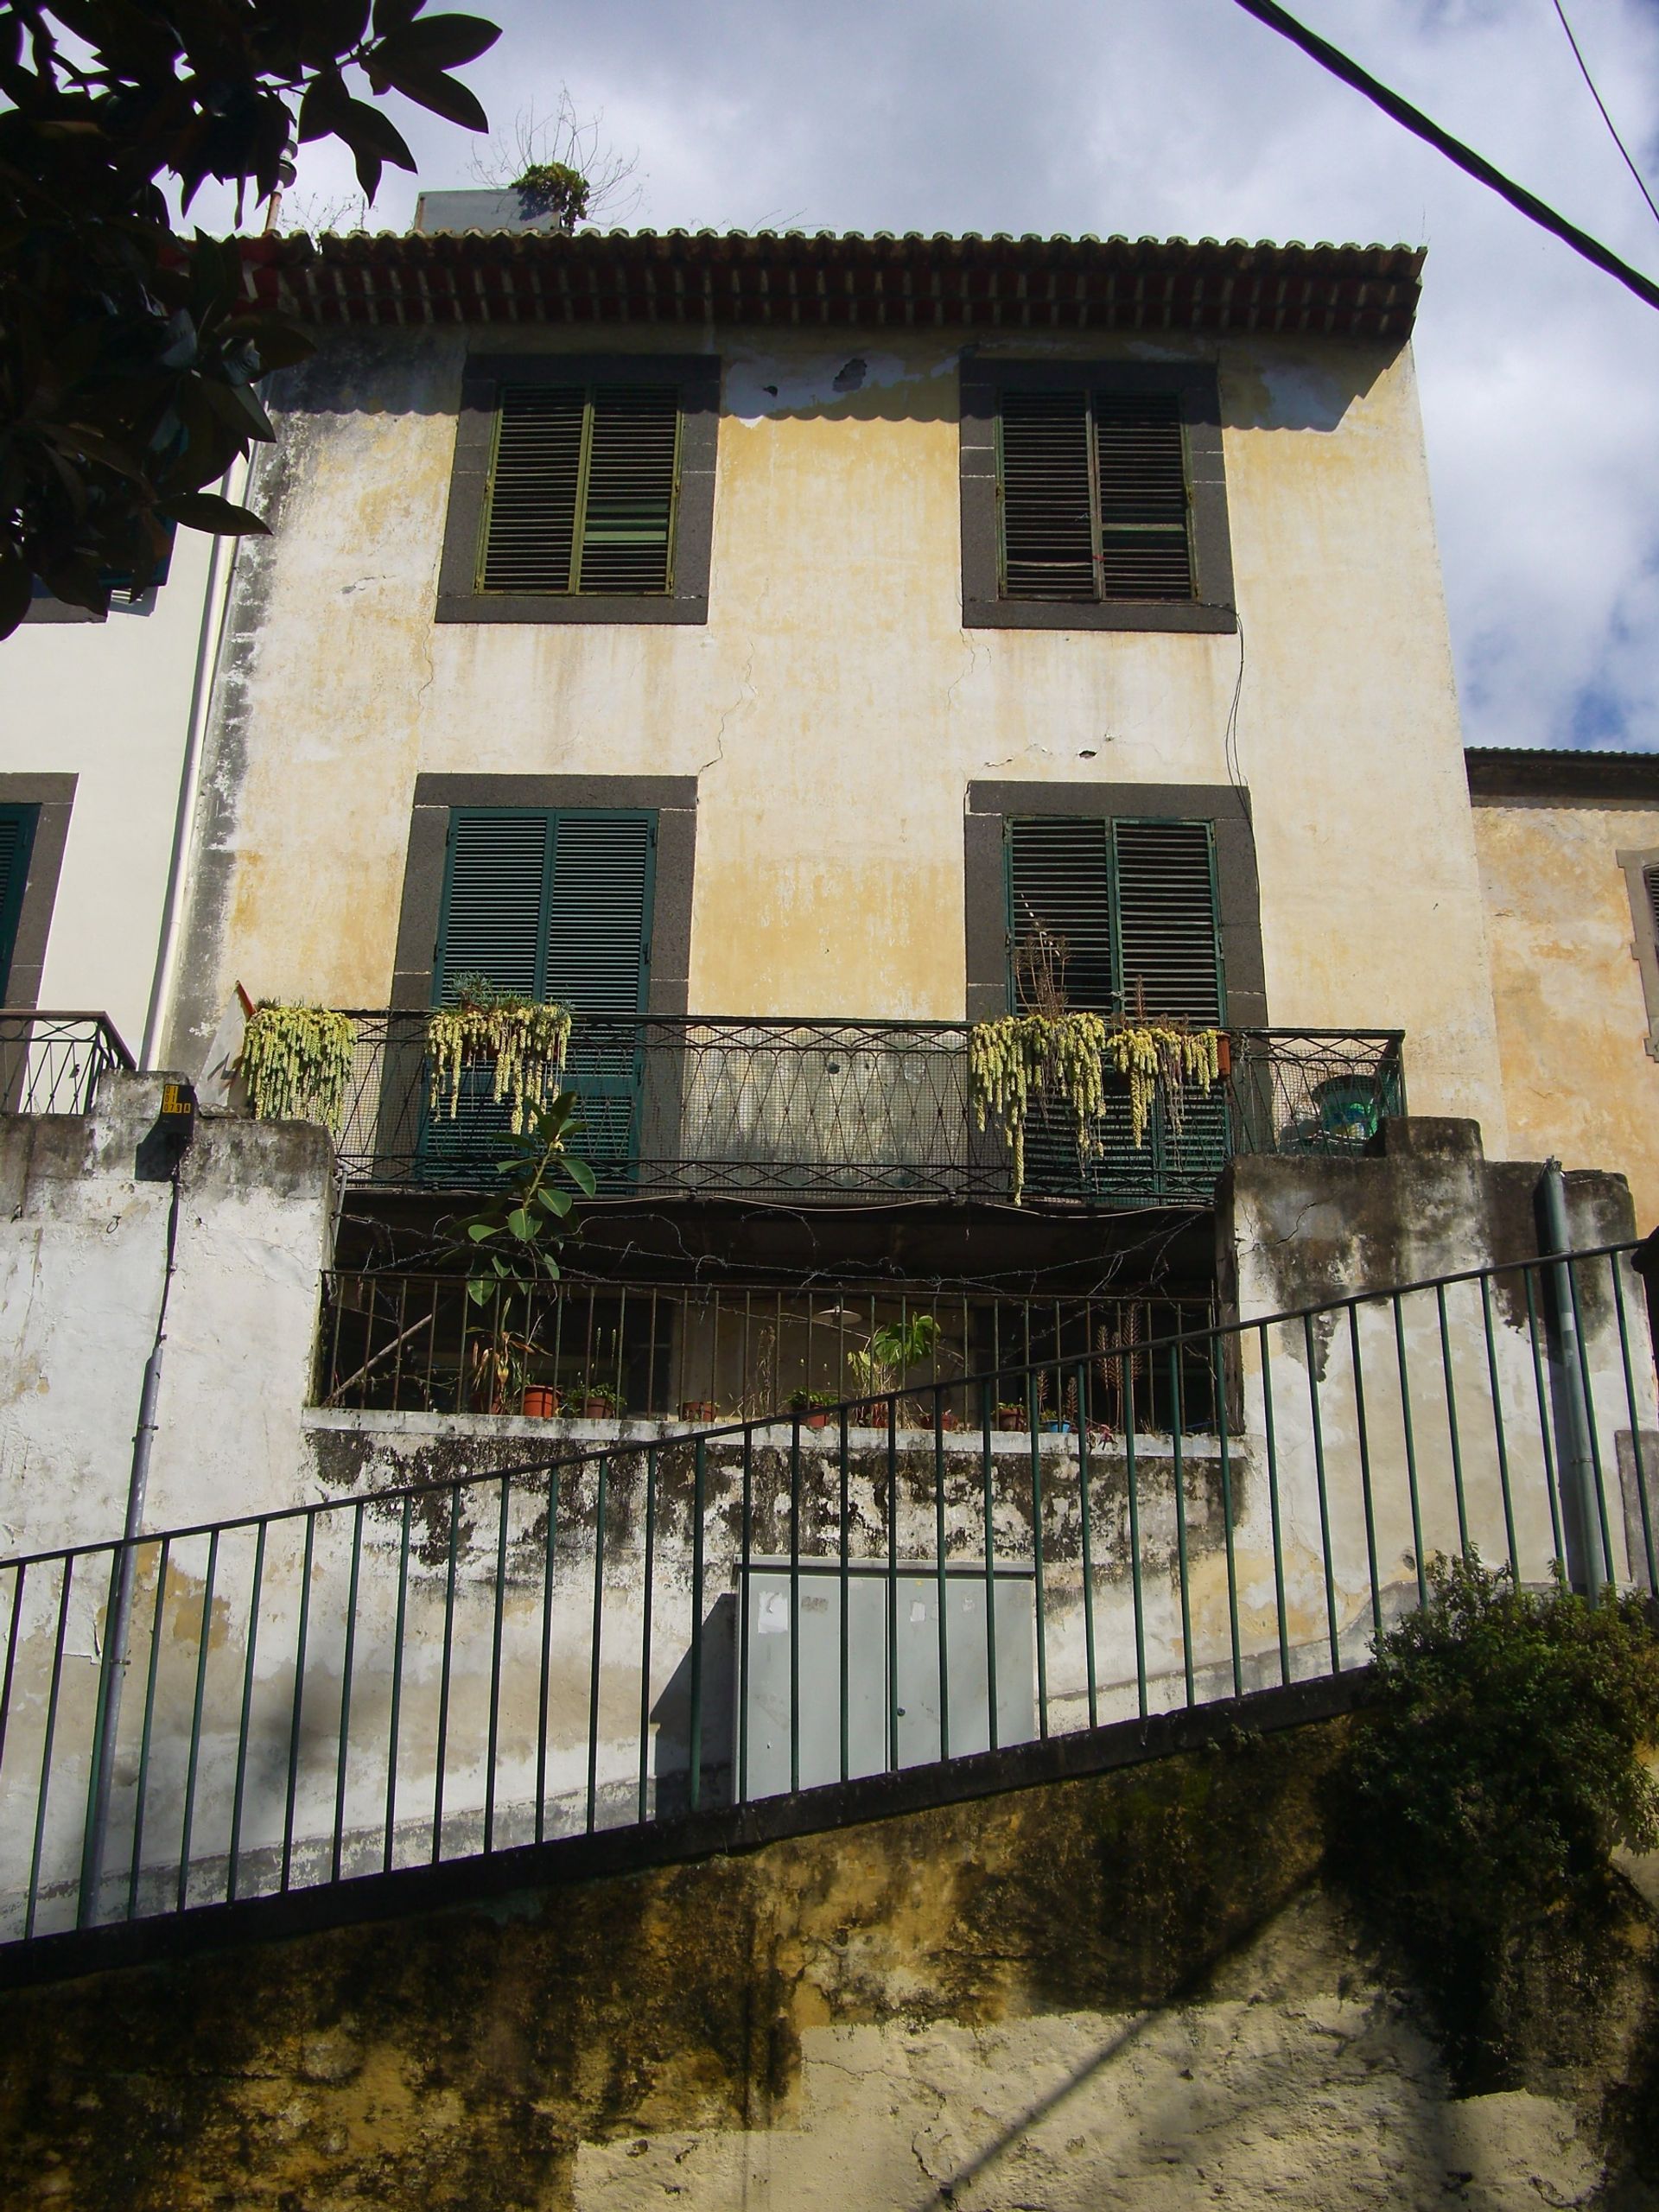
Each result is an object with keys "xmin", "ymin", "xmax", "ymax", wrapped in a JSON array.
[{"xmin": 1334, "ymin": 1554, "xmax": 1659, "ymax": 2081}]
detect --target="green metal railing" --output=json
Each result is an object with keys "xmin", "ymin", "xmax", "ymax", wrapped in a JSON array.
[{"xmin": 0, "ymin": 1241, "xmax": 1652, "ymax": 1945}]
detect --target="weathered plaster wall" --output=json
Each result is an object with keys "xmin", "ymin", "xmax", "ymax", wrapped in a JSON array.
[
  {"xmin": 1218, "ymin": 1122, "xmax": 1656, "ymax": 1599},
  {"xmin": 1472, "ymin": 793, "xmax": 1659, "ymax": 1226},
  {"xmin": 0, "ymin": 533, "xmax": 217, "ymax": 1049},
  {"xmin": 0, "ymin": 1074, "xmax": 334, "ymax": 1555},
  {"xmin": 164, "ymin": 325, "xmax": 1505, "ymax": 1144},
  {"xmin": 0, "ymin": 1718, "xmax": 1649, "ymax": 2209}
]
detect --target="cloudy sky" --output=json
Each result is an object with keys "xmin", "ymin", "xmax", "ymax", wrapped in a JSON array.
[{"xmin": 278, "ymin": 0, "xmax": 1659, "ymax": 756}]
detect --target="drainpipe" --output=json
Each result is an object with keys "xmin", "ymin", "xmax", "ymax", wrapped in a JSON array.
[
  {"xmin": 140, "ymin": 456, "xmax": 250, "ymax": 1071},
  {"xmin": 79, "ymin": 1135, "xmax": 187, "ymax": 1926},
  {"xmin": 1540, "ymin": 1159, "xmax": 1605, "ymax": 1600}
]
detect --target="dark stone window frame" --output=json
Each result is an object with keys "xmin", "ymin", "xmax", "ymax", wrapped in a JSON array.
[
  {"xmin": 963, "ymin": 780, "xmax": 1265, "ymax": 1027},
  {"xmin": 0, "ymin": 773, "xmax": 75, "ymax": 1007},
  {"xmin": 959, "ymin": 359, "xmax": 1237, "ymax": 634},
  {"xmin": 1616, "ymin": 842, "xmax": 1659, "ymax": 1063},
  {"xmin": 391, "ymin": 774, "xmax": 698, "ymax": 1014},
  {"xmin": 436, "ymin": 353, "xmax": 720, "ymax": 627}
]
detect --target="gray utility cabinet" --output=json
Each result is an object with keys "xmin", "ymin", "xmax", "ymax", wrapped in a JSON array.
[{"xmin": 736, "ymin": 1560, "xmax": 1036, "ymax": 1801}]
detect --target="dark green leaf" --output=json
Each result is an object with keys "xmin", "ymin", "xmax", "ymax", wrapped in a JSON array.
[
  {"xmin": 161, "ymin": 490, "xmax": 271, "ymax": 533},
  {"xmin": 566, "ymin": 1158, "xmax": 598, "ymax": 1197},
  {"xmin": 376, "ymin": 13, "xmax": 500, "ymax": 70},
  {"xmin": 376, "ymin": 59, "xmax": 487, "ymax": 131}
]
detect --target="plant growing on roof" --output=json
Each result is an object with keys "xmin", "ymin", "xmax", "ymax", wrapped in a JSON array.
[
  {"xmin": 446, "ymin": 1090, "xmax": 595, "ymax": 1412},
  {"xmin": 238, "ymin": 1004, "xmax": 359, "ymax": 1135},
  {"xmin": 425, "ymin": 973, "xmax": 573, "ymax": 1135}
]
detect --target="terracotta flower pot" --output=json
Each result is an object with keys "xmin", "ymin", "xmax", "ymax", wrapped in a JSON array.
[
  {"xmin": 520, "ymin": 1385, "xmax": 558, "ymax": 1419},
  {"xmin": 995, "ymin": 1409, "xmax": 1025, "ymax": 1433},
  {"xmin": 679, "ymin": 1400, "xmax": 719, "ymax": 1423},
  {"xmin": 582, "ymin": 1396, "xmax": 614, "ymax": 1421}
]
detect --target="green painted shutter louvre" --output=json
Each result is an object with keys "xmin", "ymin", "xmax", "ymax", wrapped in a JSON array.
[
  {"xmin": 480, "ymin": 387, "xmax": 585, "ymax": 593},
  {"xmin": 1007, "ymin": 817, "xmax": 1116, "ymax": 1012},
  {"xmin": 1094, "ymin": 394, "xmax": 1193, "ymax": 601},
  {"xmin": 543, "ymin": 813, "xmax": 653, "ymax": 1012},
  {"xmin": 479, "ymin": 385, "xmax": 679, "ymax": 596},
  {"xmin": 426, "ymin": 808, "xmax": 655, "ymax": 1185},
  {"xmin": 435, "ymin": 812, "xmax": 551, "ymax": 1000},
  {"xmin": 997, "ymin": 389, "xmax": 1195, "ymax": 606},
  {"xmin": 0, "ymin": 806, "xmax": 38, "ymax": 1002},
  {"xmin": 1644, "ymin": 865, "xmax": 1659, "ymax": 950},
  {"xmin": 1003, "ymin": 814, "xmax": 1226, "ymax": 1200},
  {"xmin": 997, "ymin": 391, "xmax": 1098, "ymax": 602},
  {"xmin": 575, "ymin": 389, "xmax": 680, "ymax": 594},
  {"xmin": 1111, "ymin": 821, "xmax": 1224, "ymax": 1023}
]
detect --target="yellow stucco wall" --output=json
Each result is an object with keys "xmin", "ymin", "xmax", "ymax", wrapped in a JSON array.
[
  {"xmin": 170, "ymin": 323, "xmax": 1507, "ymax": 1144},
  {"xmin": 1472, "ymin": 795, "xmax": 1659, "ymax": 1225}
]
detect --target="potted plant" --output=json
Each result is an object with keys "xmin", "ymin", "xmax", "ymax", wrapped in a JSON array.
[
  {"xmin": 787, "ymin": 1389, "xmax": 836, "ymax": 1431},
  {"xmin": 679, "ymin": 1399, "xmax": 719, "ymax": 1423},
  {"xmin": 580, "ymin": 1382, "xmax": 622, "ymax": 1421},
  {"xmin": 442, "ymin": 1090, "xmax": 595, "ymax": 1415},
  {"xmin": 521, "ymin": 1382, "xmax": 559, "ymax": 1419},
  {"xmin": 995, "ymin": 1402, "xmax": 1026, "ymax": 1433}
]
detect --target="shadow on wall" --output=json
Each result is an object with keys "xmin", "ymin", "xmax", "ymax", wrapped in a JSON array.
[
  {"xmin": 652, "ymin": 1592, "xmax": 737, "ymax": 1819},
  {"xmin": 262, "ymin": 328, "xmax": 1396, "ymax": 436}
]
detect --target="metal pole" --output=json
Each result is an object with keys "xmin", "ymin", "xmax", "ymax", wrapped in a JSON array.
[
  {"xmin": 79, "ymin": 1161, "xmax": 183, "ymax": 1923},
  {"xmin": 1540, "ymin": 1160, "xmax": 1604, "ymax": 1600}
]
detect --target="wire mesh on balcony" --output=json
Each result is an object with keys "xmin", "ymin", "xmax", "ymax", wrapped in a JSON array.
[{"xmin": 327, "ymin": 1014, "xmax": 1405, "ymax": 1204}]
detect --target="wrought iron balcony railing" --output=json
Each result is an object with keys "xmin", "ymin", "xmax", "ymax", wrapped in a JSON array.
[
  {"xmin": 314, "ymin": 1274, "xmax": 1219, "ymax": 1426},
  {"xmin": 326, "ymin": 1014, "xmax": 1405, "ymax": 1205},
  {"xmin": 0, "ymin": 1011, "xmax": 135, "ymax": 1117}
]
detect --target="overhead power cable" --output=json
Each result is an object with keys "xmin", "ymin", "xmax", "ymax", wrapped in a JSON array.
[
  {"xmin": 1551, "ymin": 0, "xmax": 1659, "ymax": 230},
  {"xmin": 1230, "ymin": 0, "xmax": 1659, "ymax": 315}
]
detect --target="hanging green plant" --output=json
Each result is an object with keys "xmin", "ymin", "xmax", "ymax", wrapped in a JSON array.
[
  {"xmin": 425, "ymin": 982, "xmax": 572, "ymax": 1135},
  {"xmin": 1102, "ymin": 1024, "xmax": 1222, "ymax": 1148},
  {"xmin": 238, "ymin": 1004, "xmax": 359, "ymax": 1136},
  {"xmin": 969, "ymin": 1014, "xmax": 1222, "ymax": 1201},
  {"xmin": 969, "ymin": 1011, "xmax": 1108, "ymax": 1204}
]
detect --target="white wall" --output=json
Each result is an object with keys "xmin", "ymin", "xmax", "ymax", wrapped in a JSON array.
[{"xmin": 0, "ymin": 531, "xmax": 219, "ymax": 1056}]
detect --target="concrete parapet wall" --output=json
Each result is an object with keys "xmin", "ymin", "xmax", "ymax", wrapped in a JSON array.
[{"xmin": 0, "ymin": 1074, "xmax": 336, "ymax": 1553}]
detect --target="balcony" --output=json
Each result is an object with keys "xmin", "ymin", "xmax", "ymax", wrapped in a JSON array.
[
  {"xmin": 327, "ymin": 1014, "xmax": 1405, "ymax": 1205},
  {"xmin": 0, "ymin": 1011, "xmax": 134, "ymax": 1116}
]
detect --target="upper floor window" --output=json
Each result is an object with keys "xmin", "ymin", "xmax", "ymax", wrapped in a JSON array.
[
  {"xmin": 961, "ymin": 361, "xmax": 1236, "ymax": 635},
  {"xmin": 437, "ymin": 354, "xmax": 719, "ymax": 627},
  {"xmin": 1618, "ymin": 843, "xmax": 1659, "ymax": 1062}
]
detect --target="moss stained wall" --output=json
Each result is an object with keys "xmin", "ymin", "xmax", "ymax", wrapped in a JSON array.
[{"xmin": 0, "ymin": 1722, "xmax": 1346, "ymax": 2209}]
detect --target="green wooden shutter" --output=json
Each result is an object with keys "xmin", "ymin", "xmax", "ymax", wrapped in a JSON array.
[
  {"xmin": 574, "ymin": 389, "xmax": 680, "ymax": 594},
  {"xmin": 1094, "ymin": 394, "xmax": 1193, "ymax": 601},
  {"xmin": 479, "ymin": 384, "xmax": 679, "ymax": 597},
  {"xmin": 1644, "ymin": 864, "xmax": 1659, "ymax": 952},
  {"xmin": 480, "ymin": 387, "xmax": 585, "ymax": 593},
  {"xmin": 997, "ymin": 391, "xmax": 1098, "ymax": 602},
  {"xmin": 1006, "ymin": 817, "xmax": 1116, "ymax": 1012},
  {"xmin": 1110, "ymin": 821, "xmax": 1224, "ymax": 1022},
  {"xmin": 0, "ymin": 805, "xmax": 39, "ymax": 1002},
  {"xmin": 434, "ymin": 811, "xmax": 552, "ymax": 1001},
  {"xmin": 543, "ymin": 813, "xmax": 654, "ymax": 1012}
]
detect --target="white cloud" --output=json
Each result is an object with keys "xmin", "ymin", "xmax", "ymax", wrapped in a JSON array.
[{"xmin": 273, "ymin": 0, "xmax": 1659, "ymax": 751}]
